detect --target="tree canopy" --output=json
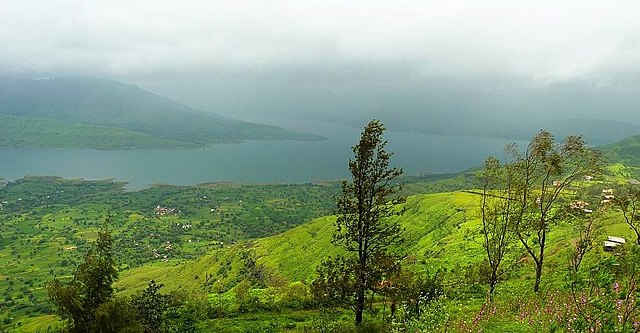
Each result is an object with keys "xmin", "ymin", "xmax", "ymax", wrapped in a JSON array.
[{"xmin": 313, "ymin": 119, "xmax": 405, "ymax": 325}]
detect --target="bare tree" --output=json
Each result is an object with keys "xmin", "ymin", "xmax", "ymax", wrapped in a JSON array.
[
  {"xmin": 567, "ymin": 206, "xmax": 601, "ymax": 275},
  {"xmin": 477, "ymin": 154, "xmax": 517, "ymax": 295},
  {"xmin": 493, "ymin": 131, "xmax": 601, "ymax": 292},
  {"xmin": 614, "ymin": 184, "xmax": 640, "ymax": 245}
]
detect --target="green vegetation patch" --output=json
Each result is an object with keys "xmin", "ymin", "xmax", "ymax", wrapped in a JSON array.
[{"xmin": 0, "ymin": 114, "xmax": 194, "ymax": 149}]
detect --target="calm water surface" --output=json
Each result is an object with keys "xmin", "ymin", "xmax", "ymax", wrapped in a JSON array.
[{"xmin": 0, "ymin": 119, "xmax": 525, "ymax": 190}]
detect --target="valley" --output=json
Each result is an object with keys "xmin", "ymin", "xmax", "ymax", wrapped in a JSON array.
[
  {"xmin": 1, "ymin": 134, "xmax": 639, "ymax": 332},
  {"xmin": 2, "ymin": 2, "xmax": 639, "ymax": 332}
]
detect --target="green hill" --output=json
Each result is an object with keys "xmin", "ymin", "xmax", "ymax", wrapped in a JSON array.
[
  {"xmin": 0, "ymin": 177, "xmax": 340, "ymax": 325},
  {"xmin": 599, "ymin": 134, "xmax": 640, "ymax": 178},
  {"xmin": 116, "ymin": 189, "xmax": 635, "ymax": 296},
  {"xmin": 5, "ymin": 133, "xmax": 640, "ymax": 331},
  {"xmin": 0, "ymin": 77, "xmax": 323, "ymax": 149},
  {"xmin": 3, "ymin": 175, "xmax": 639, "ymax": 332},
  {"xmin": 6, "ymin": 183, "xmax": 635, "ymax": 332}
]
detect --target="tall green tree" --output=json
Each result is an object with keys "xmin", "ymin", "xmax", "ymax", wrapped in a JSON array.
[
  {"xmin": 496, "ymin": 131, "xmax": 601, "ymax": 292},
  {"xmin": 130, "ymin": 281, "xmax": 171, "ymax": 333},
  {"xmin": 313, "ymin": 119, "xmax": 405, "ymax": 325},
  {"xmin": 48, "ymin": 223, "xmax": 119, "ymax": 332}
]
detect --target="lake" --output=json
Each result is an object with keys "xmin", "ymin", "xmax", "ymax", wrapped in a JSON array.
[{"xmin": 0, "ymin": 118, "xmax": 526, "ymax": 190}]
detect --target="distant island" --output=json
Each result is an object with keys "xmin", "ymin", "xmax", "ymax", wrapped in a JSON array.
[{"xmin": 0, "ymin": 77, "xmax": 324, "ymax": 149}]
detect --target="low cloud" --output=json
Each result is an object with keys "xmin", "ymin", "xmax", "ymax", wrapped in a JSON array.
[
  {"xmin": 1, "ymin": 0, "xmax": 639, "ymax": 84},
  {"xmin": 2, "ymin": 0, "xmax": 640, "ymax": 132}
]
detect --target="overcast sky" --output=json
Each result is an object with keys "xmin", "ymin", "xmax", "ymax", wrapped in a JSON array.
[{"xmin": 2, "ymin": 0, "xmax": 640, "ymax": 126}]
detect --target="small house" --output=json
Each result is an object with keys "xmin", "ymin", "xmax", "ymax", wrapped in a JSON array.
[
  {"xmin": 604, "ymin": 236, "xmax": 626, "ymax": 252},
  {"xmin": 608, "ymin": 236, "xmax": 626, "ymax": 244},
  {"xmin": 154, "ymin": 205, "xmax": 176, "ymax": 216},
  {"xmin": 570, "ymin": 201, "xmax": 589, "ymax": 210},
  {"xmin": 602, "ymin": 189, "xmax": 614, "ymax": 197},
  {"xmin": 601, "ymin": 189, "xmax": 615, "ymax": 203},
  {"xmin": 570, "ymin": 201, "xmax": 592, "ymax": 213}
]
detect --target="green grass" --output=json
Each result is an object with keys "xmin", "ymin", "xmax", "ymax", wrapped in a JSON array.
[
  {"xmin": 0, "ymin": 114, "xmax": 195, "ymax": 149},
  {"xmin": 0, "ymin": 177, "xmax": 340, "ymax": 323},
  {"xmin": 600, "ymin": 134, "xmax": 640, "ymax": 179},
  {"xmin": 197, "ymin": 309, "xmax": 355, "ymax": 333},
  {"xmin": 118, "ymin": 187, "xmax": 640, "ymax": 297},
  {"xmin": 12, "ymin": 315, "xmax": 62, "ymax": 333},
  {"xmin": 3, "ymin": 169, "xmax": 640, "ymax": 331}
]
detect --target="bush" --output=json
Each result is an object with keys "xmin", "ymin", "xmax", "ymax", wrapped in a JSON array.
[{"xmin": 278, "ymin": 282, "xmax": 312, "ymax": 310}]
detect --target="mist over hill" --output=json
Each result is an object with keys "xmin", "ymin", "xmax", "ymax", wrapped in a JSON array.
[
  {"xmin": 0, "ymin": 77, "xmax": 323, "ymax": 149},
  {"xmin": 146, "ymin": 77, "xmax": 640, "ymax": 146}
]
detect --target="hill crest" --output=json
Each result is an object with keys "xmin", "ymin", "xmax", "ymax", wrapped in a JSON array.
[{"xmin": 0, "ymin": 77, "xmax": 324, "ymax": 149}]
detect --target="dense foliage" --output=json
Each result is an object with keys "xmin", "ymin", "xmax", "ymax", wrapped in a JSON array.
[
  {"xmin": 48, "ymin": 224, "xmax": 118, "ymax": 331},
  {"xmin": 313, "ymin": 120, "xmax": 405, "ymax": 324}
]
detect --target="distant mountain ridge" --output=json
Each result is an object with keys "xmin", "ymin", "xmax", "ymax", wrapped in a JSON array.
[
  {"xmin": 0, "ymin": 77, "xmax": 323, "ymax": 149},
  {"xmin": 598, "ymin": 134, "xmax": 640, "ymax": 179}
]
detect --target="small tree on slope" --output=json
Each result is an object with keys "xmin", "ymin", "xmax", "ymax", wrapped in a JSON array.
[
  {"xmin": 493, "ymin": 131, "xmax": 601, "ymax": 292},
  {"xmin": 48, "ymin": 223, "xmax": 118, "ymax": 332}
]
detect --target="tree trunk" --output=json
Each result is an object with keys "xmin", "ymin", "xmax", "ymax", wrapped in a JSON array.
[
  {"xmin": 355, "ymin": 289, "xmax": 365, "ymax": 325},
  {"xmin": 489, "ymin": 267, "xmax": 498, "ymax": 296},
  {"xmin": 356, "ymin": 244, "xmax": 366, "ymax": 325},
  {"xmin": 533, "ymin": 262, "xmax": 543, "ymax": 292},
  {"xmin": 390, "ymin": 301, "xmax": 397, "ymax": 319},
  {"xmin": 534, "ymin": 230, "xmax": 546, "ymax": 293}
]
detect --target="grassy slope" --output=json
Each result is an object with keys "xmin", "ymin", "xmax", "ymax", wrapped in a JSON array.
[
  {"xmin": 18, "ymin": 186, "xmax": 636, "ymax": 332},
  {"xmin": 115, "ymin": 193, "xmax": 479, "ymax": 295},
  {"xmin": 0, "ymin": 177, "xmax": 339, "ymax": 326},
  {"xmin": 599, "ymin": 134, "xmax": 640, "ymax": 178},
  {"xmin": 7, "ymin": 178, "xmax": 637, "ymax": 332},
  {"xmin": 117, "ymin": 189, "xmax": 637, "ymax": 296}
]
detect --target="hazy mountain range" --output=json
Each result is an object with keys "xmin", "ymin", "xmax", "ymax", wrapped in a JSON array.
[
  {"xmin": 0, "ymin": 77, "xmax": 323, "ymax": 149},
  {"xmin": 1, "ymin": 77, "xmax": 639, "ymax": 150}
]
